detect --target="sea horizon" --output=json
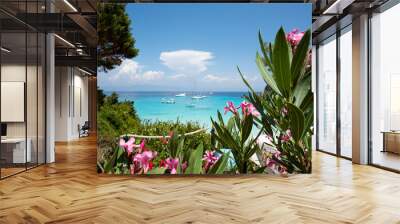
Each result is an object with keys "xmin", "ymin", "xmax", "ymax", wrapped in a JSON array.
[{"xmin": 105, "ymin": 91, "xmax": 247, "ymax": 127}]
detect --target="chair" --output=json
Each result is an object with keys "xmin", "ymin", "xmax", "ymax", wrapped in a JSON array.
[{"xmin": 79, "ymin": 121, "xmax": 90, "ymax": 138}]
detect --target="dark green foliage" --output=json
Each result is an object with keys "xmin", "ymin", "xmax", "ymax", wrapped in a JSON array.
[
  {"xmin": 211, "ymin": 112, "xmax": 262, "ymax": 174},
  {"xmin": 241, "ymin": 27, "xmax": 313, "ymax": 173},
  {"xmin": 98, "ymin": 1, "xmax": 139, "ymax": 72},
  {"xmin": 97, "ymin": 87, "xmax": 106, "ymax": 108},
  {"xmin": 134, "ymin": 120, "xmax": 211, "ymax": 166},
  {"xmin": 97, "ymin": 92, "xmax": 140, "ymax": 151}
]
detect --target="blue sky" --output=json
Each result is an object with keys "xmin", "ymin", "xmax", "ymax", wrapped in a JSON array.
[{"xmin": 99, "ymin": 3, "xmax": 311, "ymax": 92}]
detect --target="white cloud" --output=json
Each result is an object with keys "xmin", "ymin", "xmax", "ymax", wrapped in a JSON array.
[
  {"xmin": 106, "ymin": 59, "xmax": 164, "ymax": 83},
  {"xmin": 107, "ymin": 59, "xmax": 141, "ymax": 81},
  {"xmin": 120, "ymin": 59, "xmax": 140, "ymax": 75},
  {"xmin": 204, "ymin": 74, "xmax": 229, "ymax": 82},
  {"xmin": 142, "ymin": 70, "xmax": 164, "ymax": 80},
  {"xmin": 169, "ymin": 74, "xmax": 187, "ymax": 80},
  {"xmin": 160, "ymin": 50, "xmax": 213, "ymax": 74}
]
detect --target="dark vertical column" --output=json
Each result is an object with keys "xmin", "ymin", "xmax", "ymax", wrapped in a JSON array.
[
  {"xmin": 25, "ymin": 0, "xmax": 28, "ymax": 171},
  {"xmin": 367, "ymin": 11, "xmax": 372, "ymax": 165},
  {"xmin": 36, "ymin": 0, "xmax": 39, "ymax": 167},
  {"xmin": 336, "ymin": 27, "xmax": 341, "ymax": 157},
  {"xmin": 315, "ymin": 45, "xmax": 319, "ymax": 151}
]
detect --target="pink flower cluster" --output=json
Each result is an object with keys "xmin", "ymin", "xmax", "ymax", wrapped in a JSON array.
[
  {"xmin": 224, "ymin": 101, "xmax": 260, "ymax": 117},
  {"xmin": 203, "ymin": 150, "xmax": 219, "ymax": 171},
  {"xmin": 119, "ymin": 137, "xmax": 157, "ymax": 174},
  {"xmin": 286, "ymin": 29, "xmax": 305, "ymax": 47},
  {"xmin": 164, "ymin": 157, "xmax": 179, "ymax": 174},
  {"xmin": 157, "ymin": 152, "xmax": 220, "ymax": 174},
  {"xmin": 280, "ymin": 130, "xmax": 292, "ymax": 143},
  {"xmin": 120, "ymin": 134, "xmax": 222, "ymax": 175},
  {"xmin": 264, "ymin": 150, "xmax": 287, "ymax": 175}
]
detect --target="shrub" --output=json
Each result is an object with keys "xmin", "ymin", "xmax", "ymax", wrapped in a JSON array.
[{"xmin": 240, "ymin": 27, "xmax": 313, "ymax": 173}]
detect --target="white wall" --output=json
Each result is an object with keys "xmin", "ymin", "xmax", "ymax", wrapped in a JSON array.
[{"xmin": 54, "ymin": 66, "xmax": 89, "ymax": 141}]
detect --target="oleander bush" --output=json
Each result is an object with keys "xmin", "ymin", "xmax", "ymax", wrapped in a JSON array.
[
  {"xmin": 240, "ymin": 27, "xmax": 313, "ymax": 173},
  {"xmin": 97, "ymin": 27, "xmax": 312, "ymax": 175},
  {"xmin": 97, "ymin": 92, "xmax": 212, "ymax": 173}
]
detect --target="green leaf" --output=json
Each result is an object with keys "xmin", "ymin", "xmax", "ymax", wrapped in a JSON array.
[
  {"xmin": 207, "ymin": 153, "xmax": 229, "ymax": 174},
  {"xmin": 300, "ymin": 91, "xmax": 313, "ymax": 113},
  {"xmin": 273, "ymin": 27, "xmax": 291, "ymax": 98},
  {"xmin": 291, "ymin": 30, "xmax": 311, "ymax": 87},
  {"xmin": 303, "ymin": 111, "xmax": 313, "ymax": 138},
  {"xmin": 116, "ymin": 146, "xmax": 124, "ymax": 159},
  {"xmin": 287, "ymin": 103, "xmax": 305, "ymax": 142},
  {"xmin": 147, "ymin": 167, "xmax": 166, "ymax": 175},
  {"xmin": 256, "ymin": 53, "xmax": 281, "ymax": 95},
  {"xmin": 104, "ymin": 147, "xmax": 120, "ymax": 173},
  {"xmin": 227, "ymin": 116, "xmax": 235, "ymax": 132},
  {"xmin": 258, "ymin": 30, "xmax": 273, "ymax": 69},
  {"xmin": 176, "ymin": 137, "xmax": 185, "ymax": 159},
  {"xmin": 185, "ymin": 143, "xmax": 204, "ymax": 174},
  {"xmin": 217, "ymin": 111, "xmax": 225, "ymax": 126},
  {"xmin": 238, "ymin": 66, "xmax": 256, "ymax": 94},
  {"xmin": 212, "ymin": 117, "xmax": 240, "ymax": 151},
  {"xmin": 293, "ymin": 74, "xmax": 311, "ymax": 107},
  {"xmin": 241, "ymin": 114, "xmax": 253, "ymax": 146},
  {"xmin": 254, "ymin": 166, "xmax": 266, "ymax": 173}
]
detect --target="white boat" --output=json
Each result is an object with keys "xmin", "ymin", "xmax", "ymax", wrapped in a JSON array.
[
  {"xmin": 191, "ymin": 95, "xmax": 207, "ymax": 100},
  {"xmin": 175, "ymin": 93, "xmax": 186, "ymax": 97},
  {"xmin": 161, "ymin": 98, "xmax": 176, "ymax": 104}
]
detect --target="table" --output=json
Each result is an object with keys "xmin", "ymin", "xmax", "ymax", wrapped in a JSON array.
[
  {"xmin": 381, "ymin": 131, "xmax": 400, "ymax": 154},
  {"xmin": 1, "ymin": 138, "xmax": 31, "ymax": 163}
]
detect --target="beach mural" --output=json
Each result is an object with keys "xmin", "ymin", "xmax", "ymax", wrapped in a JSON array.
[{"xmin": 97, "ymin": 3, "xmax": 312, "ymax": 175}]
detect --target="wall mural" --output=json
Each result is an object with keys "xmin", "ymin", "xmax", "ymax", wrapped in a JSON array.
[{"xmin": 97, "ymin": 3, "xmax": 312, "ymax": 175}]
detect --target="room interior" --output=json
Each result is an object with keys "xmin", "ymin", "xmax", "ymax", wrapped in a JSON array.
[
  {"xmin": 0, "ymin": 0, "xmax": 96, "ymax": 179},
  {"xmin": 313, "ymin": 0, "xmax": 400, "ymax": 172},
  {"xmin": 0, "ymin": 0, "xmax": 399, "ymax": 222},
  {"xmin": 0, "ymin": 30, "xmax": 46, "ymax": 177}
]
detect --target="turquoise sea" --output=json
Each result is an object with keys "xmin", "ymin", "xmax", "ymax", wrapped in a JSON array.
[{"xmin": 112, "ymin": 91, "xmax": 246, "ymax": 127}]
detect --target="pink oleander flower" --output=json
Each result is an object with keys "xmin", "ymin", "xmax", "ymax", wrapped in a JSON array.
[
  {"xmin": 286, "ymin": 29, "xmax": 305, "ymax": 47},
  {"xmin": 133, "ymin": 150, "xmax": 156, "ymax": 174},
  {"xmin": 181, "ymin": 161, "xmax": 188, "ymax": 173},
  {"xmin": 137, "ymin": 139, "xmax": 148, "ymax": 153},
  {"xmin": 202, "ymin": 150, "xmax": 219, "ymax": 170},
  {"xmin": 265, "ymin": 156, "xmax": 276, "ymax": 168},
  {"xmin": 281, "ymin": 107, "xmax": 288, "ymax": 116},
  {"xmin": 264, "ymin": 150, "xmax": 286, "ymax": 175},
  {"xmin": 165, "ymin": 157, "xmax": 179, "ymax": 174},
  {"xmin": 224, "ymin": 101, "xmax": 238, "ymax": 115},
  {"xmin": 119, "ymin": 137, "xmax": 137, "ymax": 156},
  {"xmin": 159, "ymin": 159, "xmax": 166, "ymax": 168},
  {"xmin": 240, "ymin": 101, "xmax": 260, "ymax": 117},
  {"xmin": 273, "ymin": 150, "xmax": 281, "ymax": 158},
  {"xmin": 280, "ymin": 130, "xmax": 292, "ymax": 143},
  {"xmin": 277, "ymin": 165, "xmax": 287, "ymax": 175}
]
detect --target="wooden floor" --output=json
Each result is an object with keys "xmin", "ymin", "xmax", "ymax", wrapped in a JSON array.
[{"xmin": 1, "ymin": 136, "xmax": 400, "ymax": 223}]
